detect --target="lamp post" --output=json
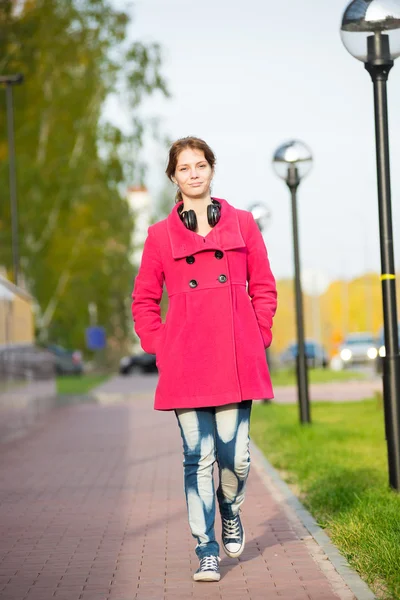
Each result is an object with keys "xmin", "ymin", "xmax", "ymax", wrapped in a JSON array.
[
  {"xmin": 273, "ymin": 140, "xmax": 313, "ymax": 424},
  {"xmin": 248, "ymin": 202, "xmax": 272, "ymax": 233},
  {"xmin": 340, "ymin": 0, "xmax": 400, "ymax": 490},
  {"xmin": 0, "ymin": 73, "xmax": 24, "ymax": 286}
]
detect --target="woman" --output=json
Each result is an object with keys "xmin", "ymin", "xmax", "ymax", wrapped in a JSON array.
[{"xmin": 131, "ymin": 137, "xmax": 277, "ymax": 582}]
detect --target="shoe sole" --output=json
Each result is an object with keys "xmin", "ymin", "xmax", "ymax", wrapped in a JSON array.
[
  {"xmin": 193, "ymin": 571, "xmax": 221, "ymax": 582},
  {"xmin": 222, "ymin": 528, "xmax": 246, "ymax": 558}
]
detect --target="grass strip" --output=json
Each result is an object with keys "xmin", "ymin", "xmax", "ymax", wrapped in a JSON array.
[
  {"xmin": 56, "ymin": 374, "xmax": 109, "ymax": 395},
  {"xmin": 270, "ymin": 367, "xmax": 367, "ymax": 387},
  {"xmin": 251, "ymin": 399, "xmax": 400, "ymax": 599}
]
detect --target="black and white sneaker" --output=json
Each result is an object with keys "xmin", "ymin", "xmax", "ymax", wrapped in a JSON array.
[
  {"xmin": 193, "ymin": 555, "xmax": 221, "ymax": 582},
  {"xmin": 221, "ymin": 512, "xmax": 245, "ymax": 558}
]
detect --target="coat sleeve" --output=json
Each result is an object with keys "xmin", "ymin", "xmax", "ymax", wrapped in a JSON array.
[
  {"xmin": 246, "ymin": 212, "xmax": 277, "ymax": 348},
  {"xmin": 131, "ymin": 226, "xmax": 165, "ymax": 355}
]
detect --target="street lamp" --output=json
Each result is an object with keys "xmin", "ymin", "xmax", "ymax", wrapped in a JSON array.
[
  {"xmin": 340, "ymin": 0, "xmax": 400, "ymax": 491},
  {"xmin": 0, "ymin": 73, "xmax": 24, "ymax": 286},
  {"xmin": 272, "ymin": 140, "xmax": 313, "ymax": 424},
  {"xmin": 248, "ymin": 202, "xmax": 272, "ymax": 232}
]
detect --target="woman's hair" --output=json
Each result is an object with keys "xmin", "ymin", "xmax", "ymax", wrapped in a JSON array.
[{"xmin": 165, "ymin": 136, "xmax": 216, "ymax": 203}]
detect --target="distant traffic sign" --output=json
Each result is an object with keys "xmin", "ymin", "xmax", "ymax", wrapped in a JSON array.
[{"xmin": 85, "ymin": 326, "xmax": 106, "ymax": 350}]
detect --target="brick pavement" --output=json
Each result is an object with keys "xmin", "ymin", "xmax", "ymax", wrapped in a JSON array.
[
  {"xmin": 0, "ymin": 392, "xmax": 360, "ymax": 600},
  {"xmin": 273, "ymin": 379, "xmax": 381, "ymax": 404},
  {"xmin": 89, "ymin": 372, "xmax": 382, "ymax": 405}
]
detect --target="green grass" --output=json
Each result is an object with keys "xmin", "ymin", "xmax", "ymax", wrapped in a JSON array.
[
  {"xmin": 271, "ymin": 367, "xmax": 368, "ymax": 387},
  {"xmin": 251, "ymin": 399, "xmax": 400, "ymax": 599},
  {"xmin": 56, "ymin": 374, "xmax": 109, "ymax": 395}
]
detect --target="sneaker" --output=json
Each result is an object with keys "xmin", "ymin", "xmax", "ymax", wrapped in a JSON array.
[
  {"xmin": 193, "ymin": 555, "xmax": 221, "ymax": 582},
  {"xmin": 221, "ymin": 512, "xmax": 245, "ymax": 558}
]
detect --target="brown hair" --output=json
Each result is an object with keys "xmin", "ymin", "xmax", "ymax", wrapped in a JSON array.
[{"xmin": 165, "ymin": 136, "xmax": 216, "ymax": 203}]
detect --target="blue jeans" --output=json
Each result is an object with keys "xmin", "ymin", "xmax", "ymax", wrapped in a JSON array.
[{"xmin": 175, "ymin": 401, "xmax": 252, "ymax": 559}]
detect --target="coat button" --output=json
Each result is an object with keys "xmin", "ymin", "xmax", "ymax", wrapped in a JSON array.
[
  {"xmin": 189, "ymin": 279, "xmax": 198, "ymax": 288},
  {"xmin": 218, "ymin": 274, "xmax": 227, "ymax": 283},
  {"xmin": 186, "ymin": 255, "xmax": 195, "ymax": 264},
  {"xmin": 215, "ymin": 250, "xmax": 224, "ymax": 259}
]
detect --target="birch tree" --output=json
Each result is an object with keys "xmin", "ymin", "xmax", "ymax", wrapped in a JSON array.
[{"xmin": 0, "ymin": 0, "xmax": 168, "ymax": 352}]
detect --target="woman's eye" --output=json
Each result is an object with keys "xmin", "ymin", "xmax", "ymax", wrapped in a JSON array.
[{"xmin": 199, "ymin": 164, "xmax": 206, "ymax": 168}]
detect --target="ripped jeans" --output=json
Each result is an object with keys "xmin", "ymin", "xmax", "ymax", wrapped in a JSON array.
[{"xmin": 175, "ymin": 401, "xmax": 252, "ymax": 559}]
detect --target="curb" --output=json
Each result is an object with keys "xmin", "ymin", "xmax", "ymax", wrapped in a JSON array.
[{"xmin": 250, "ymin": 440, "xmax": 376, "ymax": 600}]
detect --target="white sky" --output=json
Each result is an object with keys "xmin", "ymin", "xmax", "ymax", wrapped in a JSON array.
[{"xmin": 106, "ymin": 0, "xmax": 400, "ymax": 285}]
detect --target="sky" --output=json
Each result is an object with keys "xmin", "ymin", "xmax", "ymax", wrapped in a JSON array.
[{"xmin": 106, "ymin": 0, "xmax": 400, "ymax": 287}]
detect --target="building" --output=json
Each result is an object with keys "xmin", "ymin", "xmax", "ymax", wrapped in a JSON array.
[
  {"xmin": 0, "ymin": 275, "xmax": 35, "ymax": 345},
  {"xmin": 126, "ymin": 185, "xmax": 152, "ymax": 266}
]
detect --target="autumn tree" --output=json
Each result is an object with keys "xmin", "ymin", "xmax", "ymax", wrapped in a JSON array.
[{"xmin": 0, "ymin": 0, "xmax": 168, "ymax": 353}]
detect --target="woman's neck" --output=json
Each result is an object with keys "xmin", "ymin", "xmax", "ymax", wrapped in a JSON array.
[{"xmin": 181, "ymin": 194, "xmax": 212, "ymax": 216}]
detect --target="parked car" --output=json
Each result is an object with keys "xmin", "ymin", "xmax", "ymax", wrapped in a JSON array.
[
  {"xmin": 280, "ymin": 340, "xmax": 328, "ymax": 369},
  {"xmin": 375, "ymin": 323, "xmax": 400, "ymax": 373},
  {"xmin": 119, "ymin": 352, "xmax": 157, "ymax": 375},
  {"xmin": 0, "ymin": 344, "xmax": 55, "ymax": 381},
  {"xmin": 338, "ymin": 332, "xmax": 378, "ymax": 368},
  {"xmin": 46, "ymin": 344, "xmax": 84, "ymax": 375}
]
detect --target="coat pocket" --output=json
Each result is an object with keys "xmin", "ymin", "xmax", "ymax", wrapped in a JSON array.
[
  {"xmin": 155, "ymin": 324, "xmax": 167, "ymax": 366},
  {"xmin": 259, "ymin": 324, "xmax": 272, "ymax": 349},
  {"xmin": 250, "ymin": 300, "xmax": 272, "ymax": 349}
]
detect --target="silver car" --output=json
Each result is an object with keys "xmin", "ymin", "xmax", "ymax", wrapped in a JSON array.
[{"xmin": 338, "ymin": 332, "xmax": 378, "ymax": 367}]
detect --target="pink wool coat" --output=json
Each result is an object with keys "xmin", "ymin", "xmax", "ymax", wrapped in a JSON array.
[{"xmin": 131, "ymin": 198, "xmax": 277, "ymax": 411}]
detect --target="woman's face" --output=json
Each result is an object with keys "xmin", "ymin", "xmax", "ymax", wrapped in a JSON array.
[{"xmin": 173, "ymin": 148, "xmax": 213, "ymax": 200}]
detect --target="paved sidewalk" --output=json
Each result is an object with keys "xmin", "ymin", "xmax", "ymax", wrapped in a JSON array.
[
  {"xmin": 0, "ymin": 393, "xmax": 369, "ymax": 600},
  {"xmin": 87, "ymin": 372, "xmax": 382, "ymax": 405},
  {"xmin": 273, "ymin": 379, "xmax": 382, "ymax": 404}
]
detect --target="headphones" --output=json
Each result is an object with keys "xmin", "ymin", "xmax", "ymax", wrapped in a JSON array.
[{"xmin": 178, "ymin": 198, "xmax": 221, "ymax": 231}]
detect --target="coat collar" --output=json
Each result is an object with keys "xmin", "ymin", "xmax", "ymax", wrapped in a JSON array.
[{"xmin": 166, "ymin": 198, "xmax": 246, "ymax": 259}]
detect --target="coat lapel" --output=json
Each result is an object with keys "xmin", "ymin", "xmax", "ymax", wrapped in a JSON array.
[{"xmin": 166, "ymin": 198, "xmax": 246, "ymax": 259}]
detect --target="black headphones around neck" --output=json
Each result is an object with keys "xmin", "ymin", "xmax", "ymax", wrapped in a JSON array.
[{"xmin": 178, "ymin": 199, "xmax": 221, "ymax": 231}]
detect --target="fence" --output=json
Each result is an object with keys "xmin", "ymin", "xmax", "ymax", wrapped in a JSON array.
[{"xmin": 0, "ymin": 344, "xmax": 57, "ymax": 442}]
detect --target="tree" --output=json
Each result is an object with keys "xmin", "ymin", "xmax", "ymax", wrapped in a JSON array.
[{"xmin": 0, "ymin": 0, "xmax": 169, "ymax": 354}]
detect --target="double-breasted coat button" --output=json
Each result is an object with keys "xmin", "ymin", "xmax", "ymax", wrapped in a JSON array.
[
  {"xmin": 189, "ymin": 279, "xmax": 198, "ymax": 288},
  {"xmin": 215, "ymin": 250, "xmax": 224, "ymax": 259},
  {"xmin": 218, "ymin": 274, "xmax": 227, "ymax": 283},
  {"xmin": 186, "ymin": 255, "xmax": 195, "ymax": 264}
]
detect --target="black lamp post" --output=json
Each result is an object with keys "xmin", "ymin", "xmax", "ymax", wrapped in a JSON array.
[
  {"xmin": 340, "ymin": 0, "xmax": 400, "ymax": 490},
  {"xmin": 273, "ymin": 141, "xmax": 313, "ymax": 424},
  {"xmin": 0, "ymin": 73, "xmax": 24, "ymax": 286}
]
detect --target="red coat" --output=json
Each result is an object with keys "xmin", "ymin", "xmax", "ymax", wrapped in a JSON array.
[{"xmin": 131, "ymin": 198, "xmax": 277, "ymax": 411}]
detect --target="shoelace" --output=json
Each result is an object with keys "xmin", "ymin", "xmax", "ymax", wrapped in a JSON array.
[
  {"xmin": 199, "ymin": 555, "xmax": 219, "ymax": 572},
  {"xmin": 222, "ymin": 516, "xmax": 241, "ymax": 540}
]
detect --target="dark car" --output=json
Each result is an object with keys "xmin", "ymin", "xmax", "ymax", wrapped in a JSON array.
[
  {"xmin": 46, "ymin": 344, "xmax": 84, "ymax": 375},
  {"xmin": 119, "ymin": 352, "xmax": 157, "ymax": 375},
  {"xmin": 280, "ymin": 340, "xmax": 329, "ymax": 369}
]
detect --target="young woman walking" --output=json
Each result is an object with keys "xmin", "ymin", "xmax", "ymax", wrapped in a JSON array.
[{"xmin": 131, "ymin": 136, "xmax": 277, "ymax": 582}]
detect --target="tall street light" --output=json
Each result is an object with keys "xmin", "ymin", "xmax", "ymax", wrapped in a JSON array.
[
  {"xmin": 340, "ymin": 0, "xmax": 400, "ymax": 491},
  {"xmin": 248, "ymin": 202, "xmax": 272, "ymax": 233},
  {"xmin": 273, "ymin": 140, "xmax": 313, "ymax": 424},
  {"xmin": 0, "ymin": 73, "xmax": 24, "ymax": 286}
]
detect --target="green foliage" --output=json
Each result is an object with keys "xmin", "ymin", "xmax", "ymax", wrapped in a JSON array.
[
  {"xmin": 251, "ymin": 400, "xmax": 400, "ymax": 599},
  {"xmin": 0, "ymin": 0, "xmax": 168, "ymax": 352}
]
